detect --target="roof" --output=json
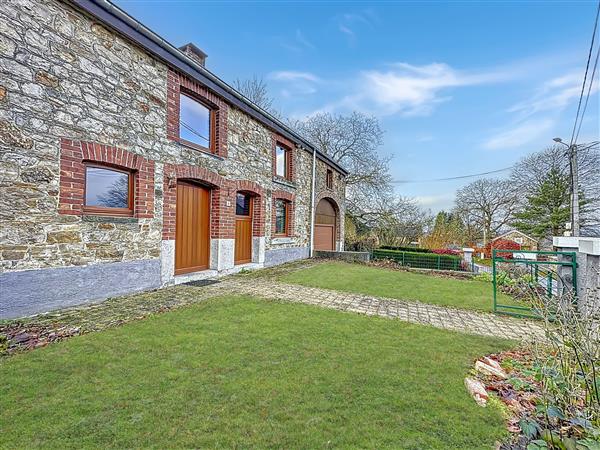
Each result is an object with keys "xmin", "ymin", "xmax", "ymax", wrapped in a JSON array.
[
  {"xmin": 69, "ymin": 0, "xmax": 348, "ymax": 176},
  {"xmin": 492, "ymin": 230, "xmax": 536, "ymax": 242}
]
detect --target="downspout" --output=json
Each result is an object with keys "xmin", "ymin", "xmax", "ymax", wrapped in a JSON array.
[{"xmin": 309, "ymin": 147, "xmax": 317, "ymax": 257}]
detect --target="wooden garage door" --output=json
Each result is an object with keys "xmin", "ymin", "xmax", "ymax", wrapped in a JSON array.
[
  {"xmin": 314, "ymin": 199, "xmax": 336, "ymax": 251},
  {"xmin": 175, "ymin": 181, "xmax": 210, "ymax": 275}
]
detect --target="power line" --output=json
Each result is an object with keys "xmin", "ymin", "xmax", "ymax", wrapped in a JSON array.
[
  {"xmin": 390, "ymin": 166, "xmax": 514, "ymax": 184},
  {"xmin": 180, "ymin": 120, "xmax": 210, "ymax": 143},
  {"xmin": 569, "ymin": 0, "xmax": 600, "ymax": 147},
  {"xmin": 574, "ymin": 44, "xmax": 600, "ymax": 144}
]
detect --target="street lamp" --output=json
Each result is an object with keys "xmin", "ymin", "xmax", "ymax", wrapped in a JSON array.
[{"xmin": 552, "ymin": 138, "xmax": 579, "ymax": 236}]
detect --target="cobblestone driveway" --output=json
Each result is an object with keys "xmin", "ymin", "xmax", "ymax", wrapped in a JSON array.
[
  {"xmin": 227, "ymin": 279, "xmax": 544, "ymax": 341},
  {"xmin": 1, "ymin": 267, "xmax": 544, "ymax": 355}
]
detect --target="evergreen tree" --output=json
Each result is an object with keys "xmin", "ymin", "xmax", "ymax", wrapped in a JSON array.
[{"xmin": 513, "ymin": 168, "xmax": 571, "ymax": 239}]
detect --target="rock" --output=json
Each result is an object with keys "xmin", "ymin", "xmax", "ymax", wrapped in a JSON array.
[
  {"xmin": 465, "ymin": 377, "xmax": 489, "ymax": 406},
  {"xmin": 0, "ymin": 85, "xmax": 6, "ymax": 102},
  {"xmin": 475, "ymin": 360, "xmax": 508, "ymax": 379},
  {"xmin": 46, "ymin": 230, "xmax": 82, "ymax": 244},
  {"xmin": 21, "ymin": 167, "xmax": 53, "ymax": 183},
  {"xmin": 0, "ymin": 119, "xmax": 34, "ymax": 149},
  {"xmin": 12, "ymin": 332, "xmax": 33, "ymax": 344},
  {"xmin": 483, "ymin": 357, "xmax": 503, "ymax": 371},
  {"xmin": 35, "ymin": 70, "xmax": 59, "ymax": 88}
]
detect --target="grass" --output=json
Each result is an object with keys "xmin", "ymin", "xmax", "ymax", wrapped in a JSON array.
[
  {"xmin": 1, "ymin": 296, "xmax": 512, "ymax": 449},
  {"xmin": 281, "ymin": 261, "xmax": 518, "ymax": 312}
]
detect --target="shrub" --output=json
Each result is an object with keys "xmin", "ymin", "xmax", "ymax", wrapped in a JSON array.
[
  {"xmin": 431, "ymin": 248, "xmax": 461, "ymax": 256},
  {"xmin": 485, "ymin": 238, "xmax": 521, "ymax": 259},
  {"xmin": 372, "ymin": 249, "xmax": 463, "ymax": 271},
  {"xmin": 379, "ymin": 245, "xmax": 432, "ymax": 253}
]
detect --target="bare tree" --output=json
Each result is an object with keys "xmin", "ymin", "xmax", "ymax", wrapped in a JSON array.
[
  {"xmin": 292, "ymin": 112, "xmax": 388, "ymax": 187},
  {"xmin": 233, "ymin": 75, "xmax": 280, "ymax": 117},
  {"xmin": 455, "ymin": 178, "xmax": 520, "ymax": 245},
  {"xmin": 510, "ymin": 144, "xmax": 600, "ymax": 236}
]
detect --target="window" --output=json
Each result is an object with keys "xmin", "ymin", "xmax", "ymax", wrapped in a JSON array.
[
  {"xmin": 179, "ymin": 93, "xmax": 212, "ymax": 150},
  {"xmin": 84, "ymin": 165, "xmax": 133, "ymax": 216},
  {"xmin": 514, "ymin": 237, "xmax": 524, "ymax": 244},
  {"xmin": 236, "ymin": 192, "xmax": 252, "ymax": 216},
  {"xmin": 326, "ymin": 169, "xmax": 333, "ymax": 189},
  {"xmin": 275, "ymin": 144, "xmax": 290, "ymax": 179},
  {"xmin": 274, "ymin": 199, "xmax": 288, "ymax": 235}
]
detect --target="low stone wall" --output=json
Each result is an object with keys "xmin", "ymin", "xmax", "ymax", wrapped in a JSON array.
[
  {"xmin": 0, "ymin": 259, "xmax": 161, "ymax": 319},
  {"xmin": 314, "ymin": 251, "xmax": 370, "ymax": 263}
]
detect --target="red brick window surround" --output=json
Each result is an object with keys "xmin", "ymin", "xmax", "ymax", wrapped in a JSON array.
[
  {"xmin": 59, "ymin": 139, "xmax": 155, "ymax": 218},
  {"xmin": 272, "ymin": 133, "xmax": 295, "ymax": 183},
  {"xmin": 167, "ymin": 69, "xmax": 228, "ymax": 158},
  {"xmin": 272, "ymin": 190, "xmax": 295, "ymax": 237}
]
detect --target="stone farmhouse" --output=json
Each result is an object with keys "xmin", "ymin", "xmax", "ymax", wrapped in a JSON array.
[{"xmin": 0, "ymin": 0, "xmax": 347, "ymax": 318}]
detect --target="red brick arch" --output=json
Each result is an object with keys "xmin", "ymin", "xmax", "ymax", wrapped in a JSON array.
[
  {"xmin": 235, "ymin": 180, "xmax": 266, "ymax": 237},
  {"xmin": 315, "ymin": 193, "xmax": 343, "ymax": 242},
  {"xmin": 162, "ymin": 163, "xmax": 233, "ymax": 240}
]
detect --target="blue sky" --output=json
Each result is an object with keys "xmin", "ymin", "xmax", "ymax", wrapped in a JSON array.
[{"xmin": 115, "ymin": 0, "xmax": 599, "ymax": 212}]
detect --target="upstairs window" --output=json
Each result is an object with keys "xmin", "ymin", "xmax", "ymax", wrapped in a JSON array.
[
  {"xmin": 275, "ymin": 144, "xmax": 290, "ymax": 179},
  {"xmin": 274, "ymin": 199, "xmax": 289, "ymax": 235},
  {"xmin": 84, "ymin": 165, "xmax": 133, "ymax": 216},
  {"xmin": 179, "ymin": 93, "xmax": 212, "ymax": 151},
  {"xmin": 326, "ymin": 169, "xmax": 333, "ymax": 189}
]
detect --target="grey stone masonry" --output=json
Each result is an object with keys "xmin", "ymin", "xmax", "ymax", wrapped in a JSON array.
[{"xmin": 0, "ymin": 0, "xmax": 347, "ymax": 310}]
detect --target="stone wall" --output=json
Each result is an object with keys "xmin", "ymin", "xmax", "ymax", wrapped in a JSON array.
[{"xmin": 0, "ymin": 0, "xmax": 336, "ymax": 275}]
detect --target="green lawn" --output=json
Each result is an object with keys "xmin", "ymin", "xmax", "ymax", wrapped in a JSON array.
[
  {"xmin": 281, "ymin": 261, "xmax": 516, "ymax": 312},
  {"xmin": 1, "ymin": 296, "xmax": 511, "ymax": 449}
]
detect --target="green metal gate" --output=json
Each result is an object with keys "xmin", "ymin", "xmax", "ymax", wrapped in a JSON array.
[{"xmin": 492, "ymin": 249, "xmax": 577, "ymax": 318}]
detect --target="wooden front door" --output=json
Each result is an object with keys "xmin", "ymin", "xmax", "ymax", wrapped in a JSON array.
[
  {"xmin": 314, "ymin": 198, "xmax": 336, "ymax": 251},
  {"xmin": 175, "ymin": 181, "xmax": 210, "ymax": 275},
  {"xmin": 234, "ymin": 192, "xmax": 253, "ymax": 265}
]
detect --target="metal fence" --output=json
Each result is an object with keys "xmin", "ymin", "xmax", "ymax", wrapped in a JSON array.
[
  {"xmin": 492, "ymin": 249, "xmax": 577, "ymax": 318},
  {"xmin": 372, "ymin": 249, "xmax": 472, "ymax": 272}
]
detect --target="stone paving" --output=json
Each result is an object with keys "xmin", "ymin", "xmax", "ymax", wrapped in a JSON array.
[
  {"xmin": 225, "ymin": 279, "xmax": 545, "ymax": 341},
  {"xmin": 1, "ymin": 262, "xmax": 544, "ymax": 356}
]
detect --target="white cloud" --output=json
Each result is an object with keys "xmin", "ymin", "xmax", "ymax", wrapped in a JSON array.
[
  {"xmin": 317, "ymin": 62, "xmax": 510, "ymax": 117},
  {"xmin": 481, "ymin": 70, "xmax": 599, "ymax": 151},
  {"xmin": 276, "ymin": 28, "xmax": 315, "ymax": 53},
  {"xmin": 269, "ymin": 71, "xmax": 320, "ymax": 99},
  {"xmin": 413, "ymin": 194, "xmax": 455, "ymax": 212},
  {"xmin": 295, "ymin": 30, "xmax": 314, "ymax": 50},
  {"xmin": 269, "ymin": 71, "xmax": 320, "ymax": 83},
  {"xmin": 336, "ymin": 11, "xmax": 378, "ymax": 42},
  {"xmin": 507, "ymin": 71, "xmax": 597, "ymax": 119},
  {"xmin": 483, "ymin": 118, "xmax": 555, "ymax": 150}
]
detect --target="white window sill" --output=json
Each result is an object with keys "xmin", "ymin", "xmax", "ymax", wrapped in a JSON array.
[
  {"xmin": 271, "ymin": 237, "xmax": 294, "ymax": 245},
  {"xmin": 272, "ymin": 177, "xmax": 296, "ymax": 189}
]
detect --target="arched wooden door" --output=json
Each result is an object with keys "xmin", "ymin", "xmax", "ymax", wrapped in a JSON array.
[
  {"xmin": 234, "ymin": 192, "xmax": 253, "ymax": 264},
  {"xmin": 175, "ymin": 181, "xmax": 210, "ymax": 274},
  {"xmin": 314, "ymin": 198, "xmax": 336, "ymax": 251}
]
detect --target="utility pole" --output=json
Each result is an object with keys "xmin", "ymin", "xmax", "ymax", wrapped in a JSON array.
[
  {"xmin": 569, "ymin": 144, "xmax": 580, "ymax": 236},
  {"xmin": 553, "ymin": 138, "xmax": 580, "ymax": 236}
]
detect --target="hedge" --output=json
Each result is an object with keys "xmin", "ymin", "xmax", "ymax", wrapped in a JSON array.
[
  {"xmin": 372, "ymin": 249, "xmax": 464, "ymax": 271},
  {"xmin": 378, "ymin": 245, "xmax": 432, "ymax": 254}
]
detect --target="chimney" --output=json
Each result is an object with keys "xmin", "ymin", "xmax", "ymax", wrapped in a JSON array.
[{"xmin": 178, "ymin": 43, "xmax": 207, "ymax": 67}]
